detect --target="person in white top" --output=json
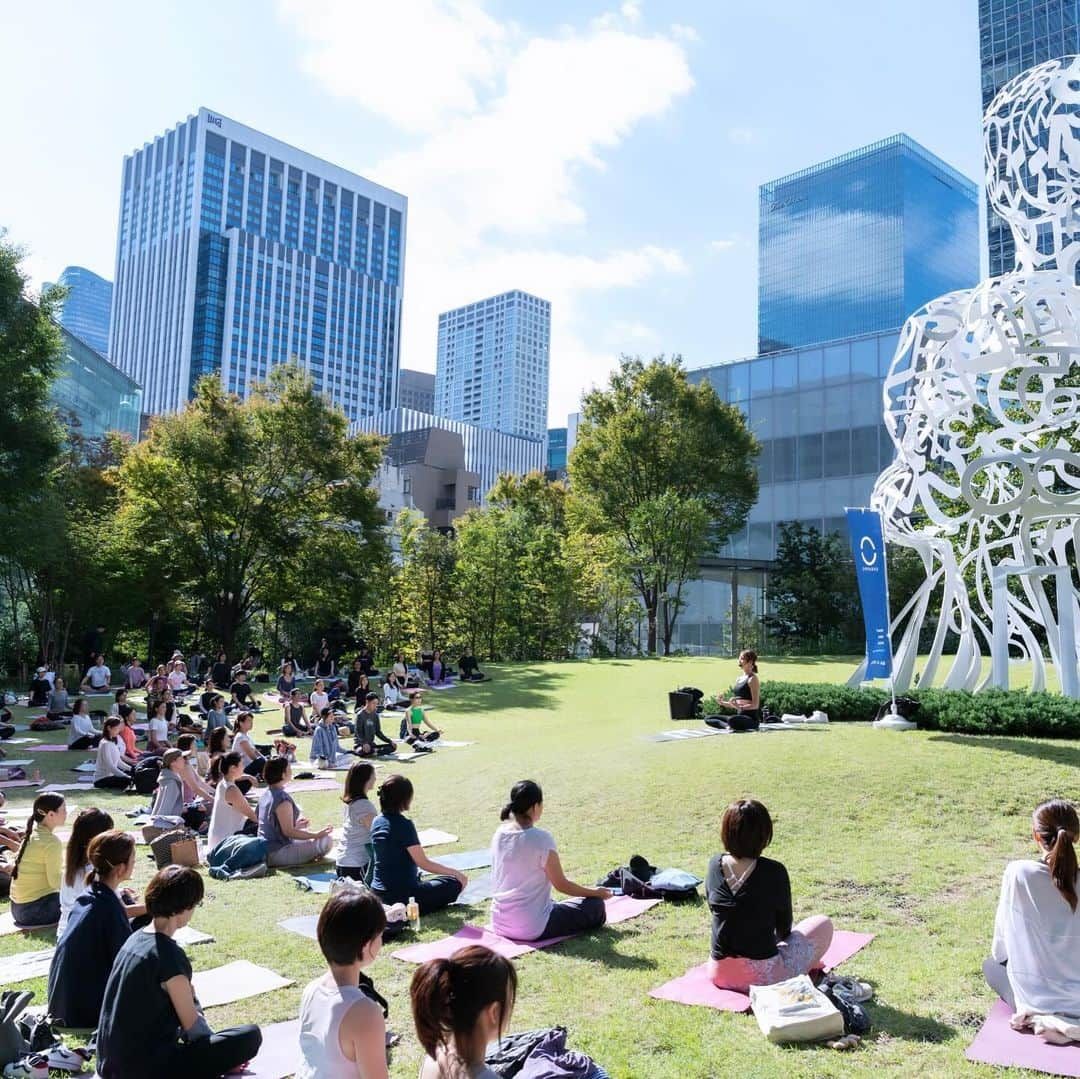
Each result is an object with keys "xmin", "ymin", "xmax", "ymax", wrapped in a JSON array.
[
  {"xmin": 166, "ymin": 660, "xmax": 192, "ymax": 694},
  {"xmin": 382, "ymin": 674, "xmax": 403, "ymax": 710},
  {"xmin": 206, "ymin": 752, "xmax": 258, "ymax": 856},
  {"xmin": 985, "ymin": 799, "xmax": 1080, "ymax": 1018},
  {"xmin": 67, "ymin": 698, "xmax": 102, "ymax": 751},
  {"xmin": 58, "ymin": 808, "xmax": 114, "ymax": 938},
  {"xmin": 80, "ymin": 656, "xmax": 112, "ymax": 694},
  {"xmin": 93, "ymin": 718, "xmax": 133, "ymax": 790},
  {"xmin": 298, "ymin": 889, "xmax": 389, "ymax": 1079},
  {"xmin": 412, "ymin": 945, "xmax": 515, "ymax": 1079},
  {"xmin": 309, "ymin": 679, "xmax": 330, "ymax": 716},
  {"xmin": 146, "ymin": 700, "xmax": 171, "ymax": 755},
  {"xmin": 490, "ymin": 780, "xmax": 610, "ymax": 942}
]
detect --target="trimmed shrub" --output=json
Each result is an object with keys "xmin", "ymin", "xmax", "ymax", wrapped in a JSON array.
[{"xmin": 704, "ymin": 681, "xmax": 1080, "ymax": 739}]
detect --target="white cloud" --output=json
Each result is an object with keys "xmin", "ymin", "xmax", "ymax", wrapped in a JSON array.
[
  {"xmin": 709, "ymin": 238, "xmax": 738, "ymax": 252},
  {"xmin": 280, "ymin": 1, "xmax": 695, "ymax": 424},
  {"xmin": 670, "ymin": 23, "xmax": 700, "ymax": 43},
  {"xmin": 727, "ymin": 126, "xmax": 757, "ymax": 144},
  {"xmin": 620, "ymin": 1, "xmax": 643, "ymax": 22}
]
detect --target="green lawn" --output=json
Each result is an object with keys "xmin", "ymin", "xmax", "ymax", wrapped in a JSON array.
[{"xmin": 2, "ymin": 656, "xmax": 1076, "ymax": 1077}]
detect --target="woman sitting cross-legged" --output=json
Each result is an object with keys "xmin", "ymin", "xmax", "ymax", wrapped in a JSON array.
[
  {"xmin": 233, "ymin": 711, "xmax": 267, "ymax": 779},
  {"xmin": 59, "ymin": 807, "xmax": 115, "ymax": 938},
  {"xmin": 117, "ymin": 706, "xmax": 143, "ymax": 764},
  {"xmin": 298, "ymin": 888, "xmax": 389, "ymax": 1079},
  {"xmin": 146, "ymin": 699, "xmax": 172, "ymax": 755},
  {"xmin": 707, "ymin": 650, "xmax": 762, "ymax": 732},
  {"xmin": 283, "ymin": 689, "xmax": 312, "ymax": 737},
  {"xmin": 46, "ymin": 676, "xmax": 73, "ymax": 722},
  {"xmin": 411, "ymin": 945, "xmax": 516, "ymax": 1079},
  {"xmin": 206, "ymin": 752, "xmax": 259, "ymax": 856},
  {"xmin": 96, "ymin": 865, "xmax": 262, "ymax": 1079},
  {"xmin": 707, "ymin": 798, "xmax": 833, "ymax": 991},
  {"xmin": 337, "ymin": 762, "xmax": 378, "ymax": 882},
  {"xmin": 150, "ymin": 749, "xmax": 190, "ymax": 819},
  {"xmin": 257, "ymin": 756, "xmax": 334, "ymax": 868},
  {"xmin": 983, "ymin": 798, "xmax": 1080, "ymax": 1019},
  {"xmin": 204, "ymin": 693, "xmax": 230, "ymax": 737},
  {"xmin": 312, "ymin": 706, "xmax": 346, "ymax": 768},
  {"xmin": 67, "ymin": 697, "xmax": 102, "ymax": 751},
  {"xmin": 370, "ymin": 774, "xmax": 465, "ymax": 914},
  {"xmin": 48, "ymin": 829, "xmax": 137, "ymax": 1028},
  {"xmin": 402, "ymin": 692, "xmax": 441, "ymax": 747},
  {"xmin": 490, "ymin": 780, "xmax": 610, "ymax": 942},
  {"xmin": 94, "ymin": 719, "xmax": 134, "ymax": 791},
  {"xmin": 10, "ymin": 793, "xmax": 67, "ymax": 927}
]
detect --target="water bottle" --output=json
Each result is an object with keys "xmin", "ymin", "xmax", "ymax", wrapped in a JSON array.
[{"xmin": 407, "ymin": 895, "xmax": 420, "ymax": 932}]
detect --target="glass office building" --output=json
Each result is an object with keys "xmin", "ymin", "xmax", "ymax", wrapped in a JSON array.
[
  {"xmin": 110, "ymin": 108, "xmax": 406, "ymax": 420},
  {"xmin": 51, "ymin": 325, "xmax": 142, "ymax": 441},
  {"xmin": 758, "ymin": 134, "xmax": 979, "ymax": 353},
  {"xmin": 44, "ymin": 266, "xmax": 113, "ymax": 357},
  {"xmin": 546, "ymin": 427, "xmax": 567, "ymax": 471},
  {"xmin": 979, "ymin": 0, "xmax": 1080, "ymax": 275}
]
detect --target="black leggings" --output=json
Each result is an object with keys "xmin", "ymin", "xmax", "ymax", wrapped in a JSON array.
[
  {"xmin": 69, "ymin": 734, "xmax": 101, "ymax": 751},
  {"xmin": 705, "ymin": 713, "xmax": 760, "ymax": 733},
  {"xmin": 160, "ymin": 1024, "xmax": 262, "ymax": 1078},
  {"xmin": 94, "ymin": 775, "xmax": 131, "ymax": 790}
]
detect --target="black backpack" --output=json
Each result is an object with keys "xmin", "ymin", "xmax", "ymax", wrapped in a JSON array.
[
  {"xmin": 133, "ymin": 757, "xmax": 162, "ymax": 795},
  {"xmin": 599, "ymin": 855, "xmax": 701, "ymax": 901}
]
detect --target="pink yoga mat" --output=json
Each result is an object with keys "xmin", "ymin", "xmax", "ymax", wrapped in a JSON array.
[
  {"xmin": 966, "ymin": 1000, "xmax": 1080, "ymax": 1077},
  {"xmin": 236, "ymin": 1018, "xmax": 301, "ymax": 1078},
  {"xmin": 26, "ymin": 744, "xmax": 73, "ymax": 753},
  {"xmin": 648, "ymin": 930, "xmax": 876, "ymax": 1013},
  {"xmin": 286, "ymin": 778, "xmax": 340, "ymax": 794},
  {"xmin": 392, "ymin": 896, "xmax": 662, "ymax": 963}
]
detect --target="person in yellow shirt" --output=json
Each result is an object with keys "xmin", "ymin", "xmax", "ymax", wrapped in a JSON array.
[{"xmin": 10, "ymin": 792, "xmax": 66, "ymax": 927}]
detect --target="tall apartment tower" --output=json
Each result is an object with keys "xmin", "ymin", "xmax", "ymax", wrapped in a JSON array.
[
  {"xmin": 434, "ymin": 290, "xmax": 550, "ymax": 440},
  {"xmin": 44, "ymin": 266, "xmax": 113, "ymax": 357},
  {"xmin": 758, "ymin": 134, "xmax": 979, "ymax": 354},
  {"xmin": 979, "ymin": 0, "xmax": 1080, "ymax": 275},
  {"xmin": 397, "ymin": 368, "xmax": 435, "ymax": 413},
  {"xmin": 110, "ymin": 107, "xmax": 406, "ymax": 419}
]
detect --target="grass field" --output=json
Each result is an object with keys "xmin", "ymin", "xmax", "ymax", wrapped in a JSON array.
[{"xmin": 2, "ymin": 656, "xmax": 1077, "ymax": 1078}]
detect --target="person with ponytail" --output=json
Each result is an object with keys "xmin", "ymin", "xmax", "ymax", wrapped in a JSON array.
[
  {"xmin": 984, "ymin": 799, "xmax": 1080, "ymax": 1016},
  {"xmin": 411, "ymin": 945, "xmax": 516, "ymax": 1079},
  {"xmin": 58, "ymin": 807, "xmax": 114, "ymax": 937},
  {"xmin": 94, "ymin": 717, "xmax": 133, "ymax": 790},
  {"xmin": 10, "ymin": 792, "xmax": 67, "ymax": 927},
  {"xmin": 369, "ymin": 774, "xmax": 465, "ymax": 913},
  {"xmin": 710, "ymin": 650, "xmax": 762, "ymax": 732},
  {"xmin": 490, "ymin": 780, "xmax": 610, "ymax": 942},
  {"xmin": 47, "ymin": 829, "xmax": 136, "ymax": 1027},
  {"xmin": 298, "ymin": 889, "xmax": 389, "ymax": 1078}
]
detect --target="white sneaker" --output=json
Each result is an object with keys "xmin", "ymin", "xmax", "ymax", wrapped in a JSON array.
[
  {"xmin": 3, "ymin": 1055, "xmax": 49, "ymax": 1079},
  {"xmin": 45, "ymin": 1045, "xmax": 91, "ymax": 1074}
]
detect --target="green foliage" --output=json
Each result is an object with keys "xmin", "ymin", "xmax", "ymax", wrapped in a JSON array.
[
  {"xmin": 397, "ymin": 509, "xmax": 456, "ymax": 651},
  {"xmin": 705, "ymin": 679, "xmax": 1080, "ymax": 738},
  {"xmin": 571, "ymin": 355, "xmax": 758, "ymax": 654}
]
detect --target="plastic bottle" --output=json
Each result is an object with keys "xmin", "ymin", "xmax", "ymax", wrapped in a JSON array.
[{"xmin": 407, "ymin": 896, "xmax": 420, "ymax": 932}]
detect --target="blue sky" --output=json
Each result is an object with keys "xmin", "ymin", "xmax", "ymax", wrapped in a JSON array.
[{"xmin": 0, "ymin": 0, "xmax": 983, "ymax": 423}]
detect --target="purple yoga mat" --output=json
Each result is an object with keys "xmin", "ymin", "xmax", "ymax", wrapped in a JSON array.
[
  {"xmin": 25, "ymin": 744, "xmax": 73, "ymax": 752},
  {"xmin": 966, "ymin": 1000, "xmax": 1080, "ymax": 1077},
  {"xmin": 648, "ymin": 929, "xmax": 876, "ymax": 1013},
  {"xmin": 392, "ymin": 896, "xmax": 662, "ymax": 963},
  {"xmin": 235, "ymin": 1019, "xmax": 301, "ymax": 1078}
]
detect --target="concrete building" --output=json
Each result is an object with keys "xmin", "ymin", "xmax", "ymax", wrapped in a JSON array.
[
  {"xmin": 51, "ymin": 324, "xmax": 142, "ymax": 442},
  {"xmin": 384, "ymin": 427, "xmax": 481, "ymax": 530},
  {"xmin": 110, "ymin": 107, "xmax": 406, "ymax": 421},
  {"xmin": 397, "ymin": 368, "xmax": 435, "ymax": 413},
  {"xmin": 435, "ymin": 289, "xmax": 550, "ymax": 440}
]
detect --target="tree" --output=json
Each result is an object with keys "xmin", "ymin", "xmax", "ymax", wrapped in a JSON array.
[
  {"xmin": 397, "ymin": 509, "xmax": 456, "ymax": 651},
  {"xmin": 762, "ymin": 522, "xmax": 862, "ymax": 651},
  {"xmin": 115, "ymin": 368, "xmax": 388, "ymax": 656},
  {"xmin": 570, "ymin": 356, "xmax": 758, "ymax": 654}
]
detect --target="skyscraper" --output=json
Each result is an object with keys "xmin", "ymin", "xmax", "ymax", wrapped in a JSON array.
[
  {"xmin": 758, "ymin": 134, "xmax": 979, "ymax": 354},
  {"xmin": 979, "ymin": 0, "xmax": 1080, "ymax": 275},
  {"xmin": 110, "ymin": 107, "xmax": 406, "ymax": 420},
  {"xmin": 397, "ymin": 368, "xmax": 435, "ymax": 413},
  {"xmin": 45, "ymin": 266, "xmax": 113, "ymax": 357},
  {"xmin": 435, "ymin": 290, "xmax": 551, "ymax": 440}
]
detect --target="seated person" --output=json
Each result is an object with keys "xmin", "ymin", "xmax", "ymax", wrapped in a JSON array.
[
  {"xmin": 298, "ymin": 889, "xmax": 389, "ymax": 1079},
  {"xmin": 48, "ymin": 830, "xmax": 137, "ymax": 1027},
  {"xmin": 96, "ymin": 866, "xmax": 262, "ymax": 1078},
  {"xmin": 355, "ymin": 693, "xmax": 395, "ymax": 758},
  {"xmin": 314, "ymin": 647, "xmax": 336, "ymax": 679},
  {"xmin": 257, "ymin": 757, "xmax": 333, "ymax": 867},
  {"xmin": 283, "ymin": 690, "xmax": 312, "ymax": 737},
  {"xmin": 210, "ymin": 651, "xmax": 232, "ymax": 691},
  {"xmin": 232, "ymin": 711, "xmax": 266, "ymax": 779},
  {"xmin": 707, "ymin": 650, "xmax": 762, "ymax": 732},
  {"xmin": 983, "ymin": 798, "xmax": 1080, "ymax": 1016},
  {"xmin": 358, "ymin": 646, "xmax": 377, "ymax": 676},
  {"xmin": 125, "ymin": 657, "xmax": 148, "ymax": 690},
  {"xmin": 145, "ymin": 665, "xmax": 170, "ymax": 702},
  {"xmin": 146, "ymin": 700, "xmax": 172, "ymax": 754},
  {"xmin": 401, "ymin": 692, "xmax": 441, "ymax": 746},
  {"xmin": 458, "ymin": 648, "xmax": 484, "ymax": 682},
  {"xmin": 346, "ymin": 659, "xmax": 365, "ymax": 697},
  {"xmin": 117, "ymin": 706, "xmax": 143, "ymax": 764},
  {"xmin": 276, "ymin": 662, "xmax": 298, "ymax": 699},
  {"xmin": 108, "ymin": 688, "xmax": 129, "ymax": 716},
  {"xmin": 230, "ymin": 669, "xmax": 257, "ymax": 711},
  {"xmin": 166, "ymin": 660, "xmax": 193, "ymax": 696},
  {"xmin": 204, "ymin": 693, "xmax": 230, "ymax": 736},
  {"xmin": 382, "ymin": 672, "xmax": 405, "ymax": 710},
  {"xmin": 311, "ymin": 706, "xmax": 345, "ymax": 768},
  {"xmin": 67, "ymin": 697, "xmax": 102, "ymax": 750},
  {"xmin": 46, "ymin": 677, "xmax": 73, "ymax": 721},
  {"xmin": 150, "ymin": 749, "xmax": 189, "ymax": 819},
  {"xmin": 206, "ymin": 752, "xmax": 259, "ymax": 855},
  {"xmin": 10, "ymin": 793, "xmax": 67, "ymax": 927},
  {"xmin": 351, "ymin": 672, "xmax": 372, "ymax": 709},
  {"xmin": 411, "ymin": 945, "xmax": 516, "ymax": 1079},
  {"xmin": 428, "ymin": 650, "xmax": 450, "ymax": 686},
  {"xmin": 309, "ymin": 678, "xmax": 330, "ymax": 716},
  {"xmin": 370, "ymin": 775, "xmax": 465, "ymax": 914},
  {"xmin": 95, "ymin": 719, "xmax": 134, "ymax": 790},
  {"xmin": 58, "ymin": 807, "xmax": 116, "ymax": 937},
  {"xmin": 707, "ymin": 798, "xmax": 833, "ymax": 991},
  {"xmin": 337, "ymin": 762, "xmax": 378, "ymax": 881},
  {"xmin": 490, "ymin": 780, "xmax": 610, "ymax": 942},
  {"xmin": 80, "ymin": 655, "xmax": 112, "ymax": 695},
  {"xmin": 29, "ymin": 666, "xmax": 53, "ymax": 708}
]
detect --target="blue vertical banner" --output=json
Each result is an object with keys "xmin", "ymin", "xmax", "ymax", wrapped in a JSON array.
[{"xmin": 846, "ymin": 507, "xmax": 893, "ymax": 679}]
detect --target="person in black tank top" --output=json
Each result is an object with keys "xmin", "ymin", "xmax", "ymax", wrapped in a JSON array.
[{"xmin": 707, "ymin": 650, "xmax": 761, "ymax": 732}]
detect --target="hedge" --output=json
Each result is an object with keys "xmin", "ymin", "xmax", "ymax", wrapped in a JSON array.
[{"xmin": 701, "ymin": 681, "xmax": 1080, "ymax": 739}]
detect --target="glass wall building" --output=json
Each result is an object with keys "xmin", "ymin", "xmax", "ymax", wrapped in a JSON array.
[
  {"xmin": 110, "ymin": 108, "xmax": 406, "ymax": 420},
  {"xmin": 51, "ymin": 324, "xmax": 142, "ymax": 441},
  {"xmin": 44, "ymin": 266, "xmax": 113, "ymax": 357},
  {"xmin": 546, "ymin": 427, "xmax": 567, "ymax": 471},
  {"xmin": 435, "ymin": 290, "xmax": 551, "ymax": 440},
  {"xmin": 758, "ymin": 134, "xmax": 979, "ymax": 353},
  {"xmin": 979, "ymin": 0, "xmax": 1080, "ymax": 276}
]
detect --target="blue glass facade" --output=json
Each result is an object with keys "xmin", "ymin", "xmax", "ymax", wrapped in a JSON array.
[
  {"xmin": 51, "ymin": 325, "xmax": 142, "ymax": 442},
  {"xmin": 546, "ymin": 427, "xmax": 567, "ymax": 471},
  {"xmin": 758, "ymin": 135, "xmax": 979, "ymax": 354},
  {"xmin": 979, "ymin": 0, "xmax": 1080, "ymax": 276},
  {"xmin": 46, "ymin": 266, "xmax": 113, "ymax": 357}
]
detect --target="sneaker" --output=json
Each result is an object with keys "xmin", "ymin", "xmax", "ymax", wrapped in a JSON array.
[
  {"xmin": 3, "ymin": 1055, "xmax": 49, "ymax": 1079},
  {"xmin": 827, "ymin": 975, "xmax": 873, "ymax": 1003},
  {"xmin": 18, "ymin": 1014, "xmax": 59, "ymax": 1052},
  {"xmin": 44, "ymin": 1046, "xmax": 91, "ymax": 1074}
]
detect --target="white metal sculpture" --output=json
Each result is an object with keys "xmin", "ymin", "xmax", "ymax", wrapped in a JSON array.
[{"xmin": 866, "ymin": 56, "xmax": 1080, "ymax": 696}]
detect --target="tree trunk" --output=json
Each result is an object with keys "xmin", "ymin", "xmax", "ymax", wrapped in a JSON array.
[{"xmin": 646, "ymin": 607, "xmax": 657, "ymax": 655}]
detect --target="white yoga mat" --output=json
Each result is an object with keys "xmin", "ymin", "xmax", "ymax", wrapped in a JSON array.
[
  {"xmin": 437, "ymin": 849, "xmax": 491, "ymax": 872},
  {"xmin": 0, "ymin": 948, "xmax": 53, "ymax": 984},
  {"xmin": 428, "ymin": 740, "xmax": 474, "ymax": 748},
  {"xmin": 192, "ymin": 960, "xmax": 293, "ymax": 1008},
  {"xmin": 40, "ymin": 782, "xmax": 94, "ymax": 793},
  {"xmin": 0, "ymin": 760, "xmax": 34, "ymax": 768},
  {"xmin": 72, "ymin": 762, "xmax": 97, "ymax": 772},
  {"xmin": 142, "ymin": 924, "xmax": 215, "ymax": 947},
  {"xmin": 278, "ymin": 914, "xmax": 319, "ymax": 942},
  {"xmin": 417, "ymin": 828, "xmax": 458, "ymax": 847},
  {"xmin": 0, "ymin": 911, "xmax": 55, "ymax": 937}
]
